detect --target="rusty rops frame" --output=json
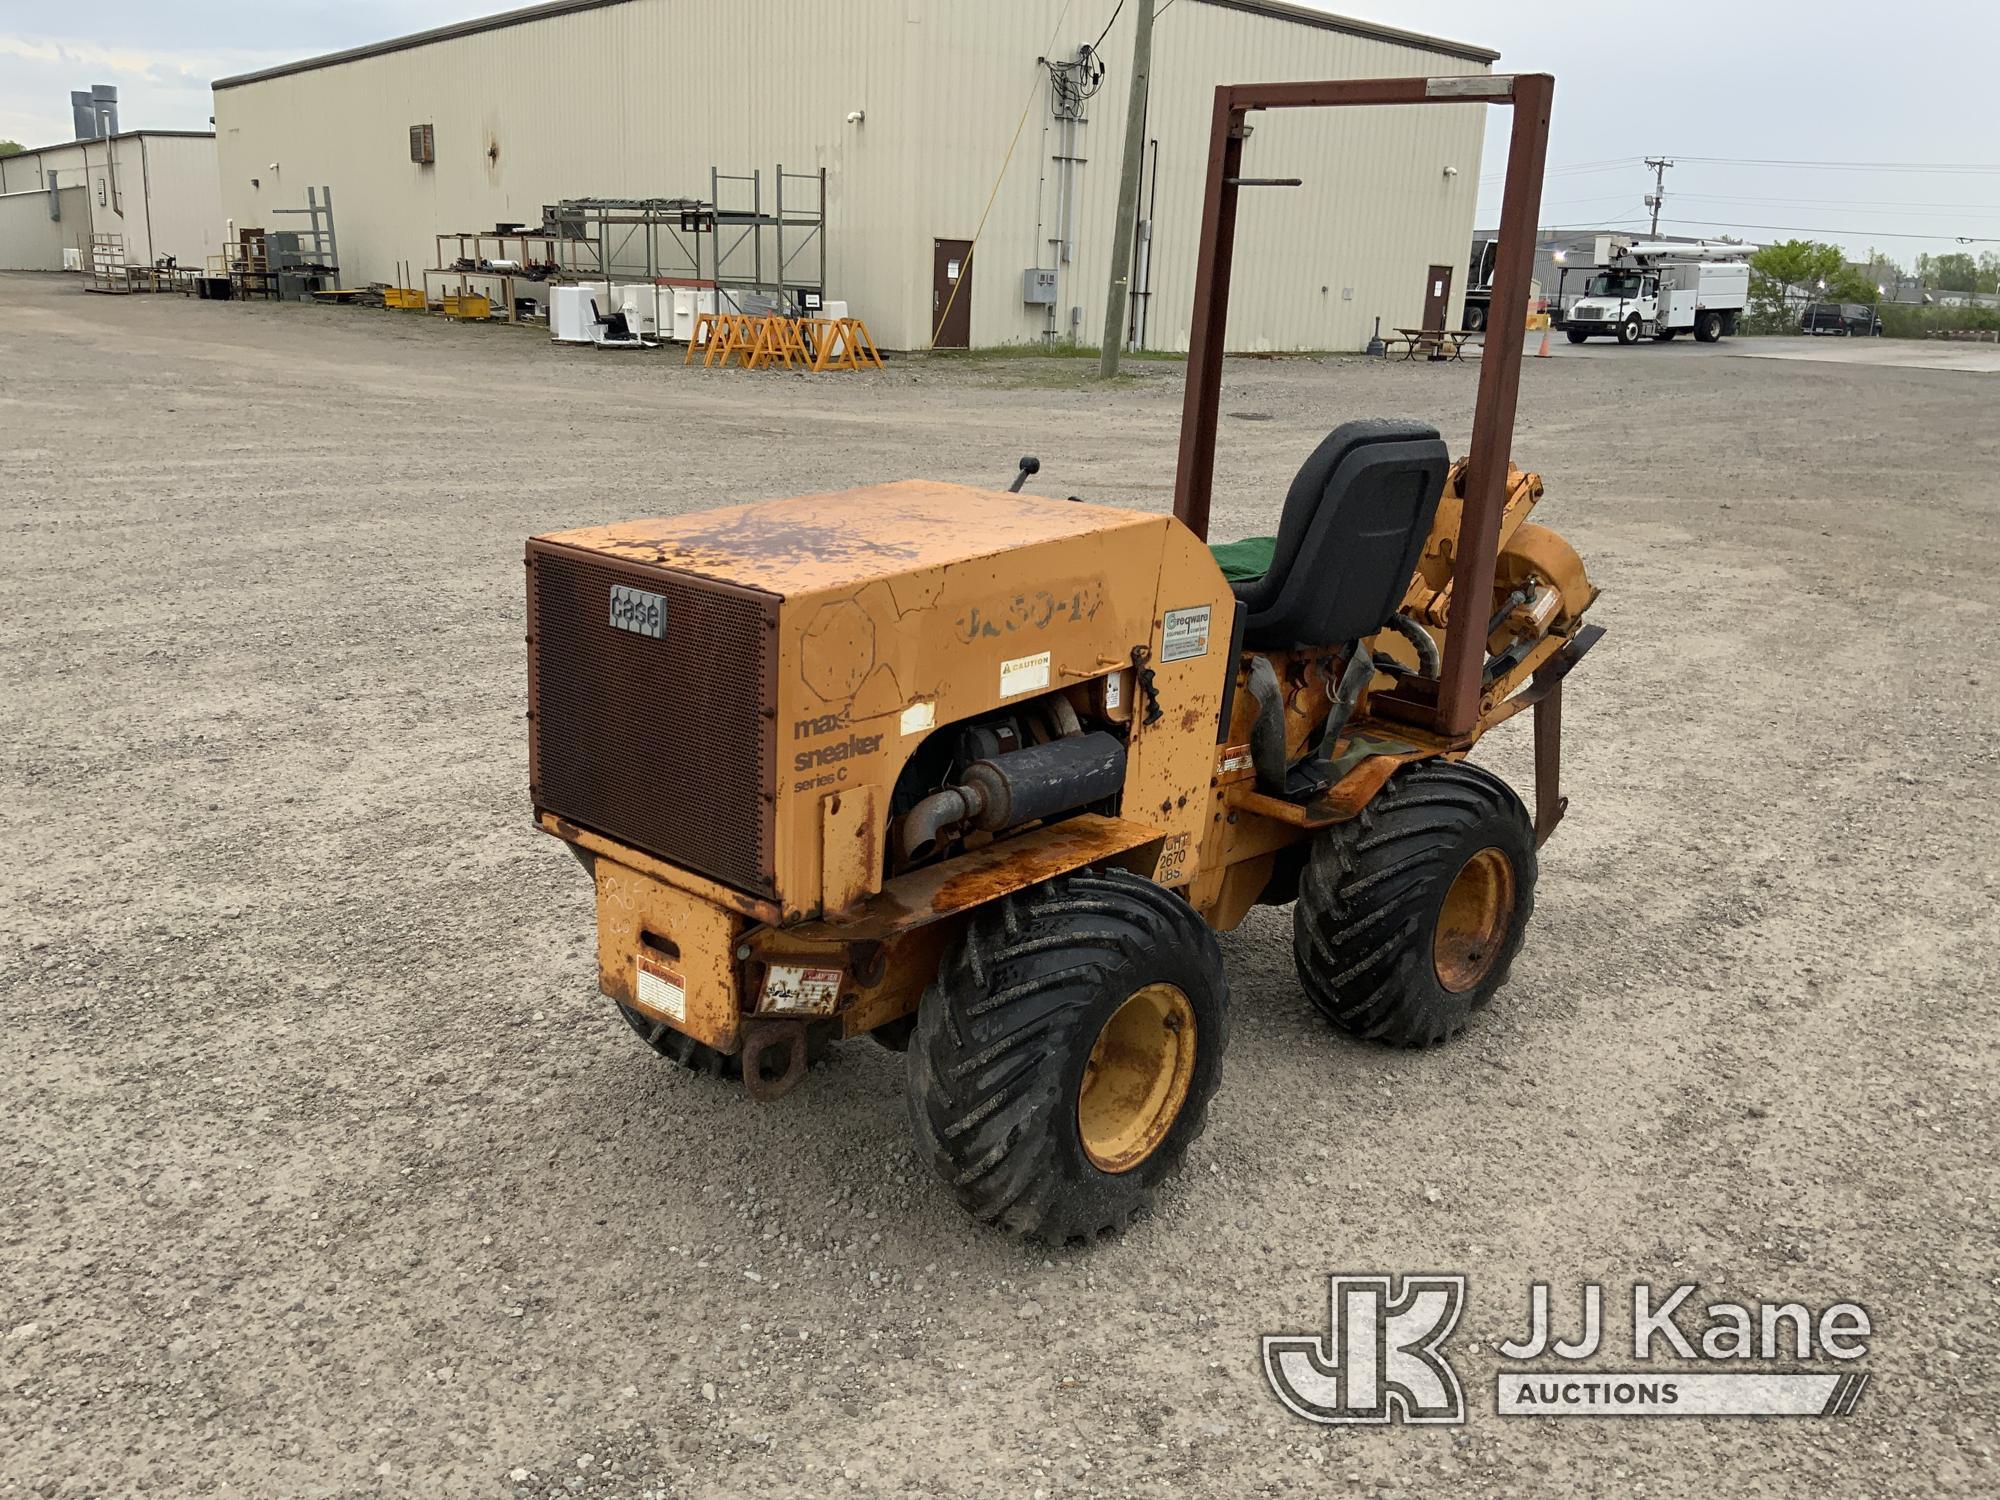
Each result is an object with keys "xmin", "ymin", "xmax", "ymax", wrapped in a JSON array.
[{"xmin": 1172, "ymin": 73, "xmax": 1554, "ymax": 741}]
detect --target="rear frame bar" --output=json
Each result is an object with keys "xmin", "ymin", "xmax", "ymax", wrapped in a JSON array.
[{"xmin": 1171, "ymin": 72, "xmax": 1555, "ymax": 739}]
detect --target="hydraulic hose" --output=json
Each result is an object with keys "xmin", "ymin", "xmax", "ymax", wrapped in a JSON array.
[
  {"xmin": 1244, "ymin": 655, "xmax": 1289, "ymax": 796},
  {"xmin": 1384, "ymin": 612, "xmax": 1441, "ymax": 677},
  {"xmin": 1317, "ymin": 642, "xmax": 1378, "ymax": 760}
]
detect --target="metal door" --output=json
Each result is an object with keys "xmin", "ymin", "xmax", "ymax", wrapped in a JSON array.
[
  {"xmin": 1423, "ymin": 263, "xmax": 1453, "ymax": 331},
  {"xmin": 932, "ymin": 238, "xmax": 973, "ymax": 348}
]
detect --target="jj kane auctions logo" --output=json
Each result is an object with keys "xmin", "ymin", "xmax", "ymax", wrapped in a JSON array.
[{"xmin": 1263, "ymin": 1277, "xmax": 1872, "ymax": 1423}]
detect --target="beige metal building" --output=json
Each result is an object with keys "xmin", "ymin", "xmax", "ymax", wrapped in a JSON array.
[
  {"xmin": 0, "ymin": 133, "xmax": 221, "ymax": 272},
  {"xmin": 212, "ymin": 0, "xmax": 1495, "ymax": 350}
]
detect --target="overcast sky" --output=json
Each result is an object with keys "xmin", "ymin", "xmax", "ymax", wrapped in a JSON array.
[{"xmin": 3, "ymin": 0, "xmax": 1995, "ymax": 268}]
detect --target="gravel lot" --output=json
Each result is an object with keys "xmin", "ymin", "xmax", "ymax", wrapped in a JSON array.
[{"xmin": 3, "ymin": 270, "xmax": 1995, "ymax": 1498}]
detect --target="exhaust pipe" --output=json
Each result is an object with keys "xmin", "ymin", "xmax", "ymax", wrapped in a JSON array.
[{"xmin": 897, "ymin": 731, "xmax": 1126, "ymax": 862}]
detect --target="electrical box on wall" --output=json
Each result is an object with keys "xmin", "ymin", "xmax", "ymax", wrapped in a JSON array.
[
  {"xmin": 410, "ymin": 124, "xmax": 435, "ymax": 165},
  {"xmin": 1022, "ymin": 268, "xmax": 1057, "ymax": 305}
]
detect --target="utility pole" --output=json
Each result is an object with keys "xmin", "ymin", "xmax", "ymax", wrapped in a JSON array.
[
  {"xmin": 1644, "ymin": 157, "xmax": 1673, "ymax": 237},
  {"xmin": 1099, "ymin": 0, "xmax": 1156, "ymax": 378}
]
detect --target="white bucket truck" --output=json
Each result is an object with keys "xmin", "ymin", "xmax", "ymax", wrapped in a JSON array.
[{"xmin": 1561, "ymin": 236, "xmax": 1752, "ymax": 345}]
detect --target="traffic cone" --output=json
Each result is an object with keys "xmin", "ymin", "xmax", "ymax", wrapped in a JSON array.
[{"xmin": 1536, "ymin": 328, "xmax": 1551, "ymax": 358}]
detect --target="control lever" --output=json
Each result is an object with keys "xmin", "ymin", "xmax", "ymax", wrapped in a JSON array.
[{"xmin": 1007, "ymin": 456, "xmax": 1040, "ymax": 494}]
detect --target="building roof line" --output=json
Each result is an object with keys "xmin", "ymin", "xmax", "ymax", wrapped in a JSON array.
[
  {"xmin": 3, "ymin": 129, "xmax": 215, "ymax": 160},
  {"xmin": 212, "ymin": 0, "xmax": 1494, "ymax": 90},
  {"xmin": 1198, "ymin": 1, "xmax": 1496, "ymax": 63}
]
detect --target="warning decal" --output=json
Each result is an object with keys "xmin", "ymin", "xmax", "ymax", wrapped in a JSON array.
[
  {"xmin": 634, "ymin": 955, "xmax": 687, "ymax": 1023},
  {"xmin": 762, "ymin": 964, "xmax": 843, "ymax": 1016},
  {"xmin": 1000, "ymin": 650, "xmax": 1052, "ymax": 698}
]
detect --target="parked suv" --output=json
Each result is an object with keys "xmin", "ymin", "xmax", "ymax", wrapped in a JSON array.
[{"xmin": 1801, "ymin": 302, "xmax": 1881, "ymax": 336}]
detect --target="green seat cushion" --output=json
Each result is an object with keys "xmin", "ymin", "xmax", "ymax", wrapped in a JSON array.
[{"xmin": 1209, "ymin": 534, "xmax": 1276, "ymax": 585}]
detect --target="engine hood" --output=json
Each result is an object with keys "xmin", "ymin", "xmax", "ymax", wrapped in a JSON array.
[{"xmin": 536, "ymin": 480, "xmax": 1160, "ymax": 599}]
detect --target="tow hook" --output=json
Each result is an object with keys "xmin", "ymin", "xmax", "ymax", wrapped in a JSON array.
[{"xmin": 739, "ymin": 1018, "xmax": 812, "ymax": 1102}]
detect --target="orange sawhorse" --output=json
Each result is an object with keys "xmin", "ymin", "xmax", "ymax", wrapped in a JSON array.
[
  {"xmin": 705, "ymin": 313, "xmax": 758, "ymax": 368},
  {"xmin": 683, "ymin": 312, "xmax": 723, "ymax": 365},
  {"xmin": 805, "ymin": 317, "xmax": 885, "ymax": 372},
  {"xmin": 745, "ymin": 316, "xmax": 813, "ymax": 370}
]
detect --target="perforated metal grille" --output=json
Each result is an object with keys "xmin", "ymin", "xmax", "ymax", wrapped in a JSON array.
[{"xmin": 528, "ymin": 542, "xmax": 777, "ymax": 895}]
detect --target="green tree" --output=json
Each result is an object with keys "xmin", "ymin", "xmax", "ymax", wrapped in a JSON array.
[
  {"xmin": 1826, "ymin": 265, "xmax": 1880, "ymax": 303},
  {"xmin": 1750, "ymin": 238, "xmax": 1847, "ymax": 294},
  {"xmin": 1747, "ymin": 239, "xmax": 1849, "ymax": 327},
  {"xmin": 1978, "ymin": 251, "xmax": 2000, "ymax": 295},
  {"xmin": 1917, "ymin": 252, "xmax": 1978, "ymax": 293},
  {"xmin": 0, "ymin": 141, "xmax": 23, "ymax": 158}
]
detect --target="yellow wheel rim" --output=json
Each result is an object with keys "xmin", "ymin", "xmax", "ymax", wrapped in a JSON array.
[
  {"xmin": 1077, "ymin": 983, "xmax": 1197, "ymax": 1174},
  {"xmin": 1432, "ymin": 846, "xmax": 1516, "ymax": 993}
]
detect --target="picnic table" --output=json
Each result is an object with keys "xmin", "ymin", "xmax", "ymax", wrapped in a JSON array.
[{"xmin": 1388, "ymin": 327, "xmax": 1483, "ymax": 361}]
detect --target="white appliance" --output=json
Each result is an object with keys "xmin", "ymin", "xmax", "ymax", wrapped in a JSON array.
[
  {"xmin": 549, "ymin": 283, "xmax": 610, "ymax": 343},
  {"xmin": 670, "ymin": 286, "xmax": 719, "ymax": 343}
]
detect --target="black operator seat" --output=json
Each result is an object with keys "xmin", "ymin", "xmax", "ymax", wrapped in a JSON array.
[{"xmin": 1229, "ymin": 419, "xmax": 1449, "ymax": 651}]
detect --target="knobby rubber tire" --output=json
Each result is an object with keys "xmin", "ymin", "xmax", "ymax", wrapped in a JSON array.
[
  {"xmin": 907, "ymin": 867, "xmax": 1229, "ymax": 1241},
  {"xmin": 1293, "ymin": 759, "xmax": 1536, "ymax": 1048}
]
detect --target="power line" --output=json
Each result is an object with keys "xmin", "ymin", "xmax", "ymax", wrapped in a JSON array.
[
  {"xmin": 930, "ymin": 0, "xmax": 1080, "ymax": 346},
  {"xmin": 1096, "ymin": 0, "xmax": 1128, "ymax": 52},
  {"xmin": 1482, "ymin": 156, "xmax": 1639, "ymax": 183},
  {"xmin": 1520, "ymin": 189, "xmax": 1992, "ymax": 228},
  {"xmin": 1667, "ymin": 191, "xmax": 2000, "ymax": 214},
  {"xmin": 1538, "ymin": 158, "xmax": 1644, "ymax": 175},
  {"xmin": 1481, "ymin": 160, "xmax": 1642, "ymax": 183},
  {"xmin": 1535, "ymin": 206, "xmax": 1653, "ymax": 232},
  {"xmin": 1657, "ymin": 217, "xmax": 2000, "ymax": 243},
  {"xmin": 1536, "ymin": 190, "xmax": 2000, "ymax": 220},
  {"xmin": 1488, "ymin": 154, "xmax": 2000, "ymax": 191},
  {"xmin": 1538, "ymin": 192, "xmax": 1655, "ymax": 211},
  {"xmin": 1670, "ymin": 155, "xmax": 2000, "ymax": 174},
  {"xmin": 1083, "ymin": 0, "xmax": 1182, "ymax": 58}
]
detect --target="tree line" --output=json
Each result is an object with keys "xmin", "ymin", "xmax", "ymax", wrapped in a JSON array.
[
  {"xmin": 1750, "ymin": 240, "xmax": 1998, "ymax": 305},
  {"xmin": 1742, "ymin": 240, "xmax": 1998, "ymax": 334}
]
